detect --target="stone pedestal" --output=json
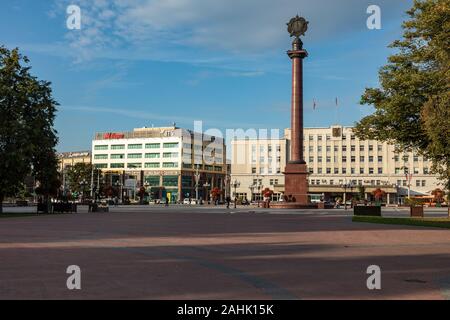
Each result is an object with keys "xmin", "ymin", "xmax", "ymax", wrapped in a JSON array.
[{"xmin": 284, "ymin": 162, "xmax": 308, "ymax": 204}]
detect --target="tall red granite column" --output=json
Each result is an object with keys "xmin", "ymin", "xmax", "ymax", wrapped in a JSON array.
[{"xmin": 284, "ymin": 36, "xmax": 309, "ymax": 204}]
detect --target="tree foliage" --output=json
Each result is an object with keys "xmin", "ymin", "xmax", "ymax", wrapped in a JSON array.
[
  {"xmin": 0, "ymin": 46, "xmax": 60, "ymax": 212},
  {"xmin": 65, "ymin": 162, "xmax": 100, "ymax": 195},
  {"xmin": 354, "ymin": 0, "xmax": 450, "ymax": 190}
]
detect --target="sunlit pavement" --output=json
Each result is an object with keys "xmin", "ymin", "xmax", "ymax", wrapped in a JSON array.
[{"xmin": 0, "ymin": 206, "xmax": 449, "ymax": 299}]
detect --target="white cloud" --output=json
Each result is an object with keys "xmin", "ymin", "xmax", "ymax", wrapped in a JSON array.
[{"xmin": 52, "ymin": 0, "xmax": 409, "ymax": 65}]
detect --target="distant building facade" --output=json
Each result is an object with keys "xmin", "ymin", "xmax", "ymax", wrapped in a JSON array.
[
  {"xmin": 231, "ymin": 126, "xmax": 442, "ymax": 204},
  {"xmin": 57, "ymin": 151, "xmax": 91, "ymax": 172},
  {"xmin": 91, "ymin": 126, "xmax": 226, "ymax": 202}
]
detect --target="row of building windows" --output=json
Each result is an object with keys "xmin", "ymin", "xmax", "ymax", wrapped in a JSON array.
[
  {"xmin": 306, "ymin": 145, "xmax": 384, "ymax": 152},
  {"xmin": 94, "ymin": 142, "xmax": 179, "ymax": 151},
  {"xmin": 309, "ymin": 179, "xmax": 427, "ymax": 187},
  {"xmin": 251, "ymin": 167, "xmax": 282, "ymax": 174},
  {"xmin": 94, "ymin": 152, "xmax": 179, "ymax": 160},
  {"xmin": 308, "ymin": 155, "xmax": 384, "ymax": 163},
  {"xmin": 308, "ymin": 167, "xmax": 384, "ymax": 174},
  {"xmin": 95, "ymin": 162, "xmax": 179, "ymax": 169}
]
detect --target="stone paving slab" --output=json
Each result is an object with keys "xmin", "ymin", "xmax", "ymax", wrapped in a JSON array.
[{"xmin": 0, "ymin": 207, "xmax": 449, "ymax": 299}]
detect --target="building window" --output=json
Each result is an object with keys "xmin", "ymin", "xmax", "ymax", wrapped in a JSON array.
[
  {"xmin": 309, "ymin": 156, "xmax": 314, "ymax": 163},
  {"xmin": 309, "ymin": 135, "xmax": 313, "ymax": 141},
  {"xmin": 378, "ymin": 168, "xmax": 383, "ymax": 174},
  {"xmin": 110, "ymin": 163, "xmax": 124, "ymax": 168},
  {"xmin": 377, "ymin": 145, "xmax": 383, "ymax": 152},
  {"xmin": 252, "ymin": 167, "xmax": 256, "ymax": 174},
  {"xmin": 309, "ymin": 168, "xmax": 314, "ymax": 173},
  {"xmin": 369, "ymin": 145, "xmax": 373, "ymax": 151},
  {"xmin": 360, "ymin": 168, "xmax": 364, "ymax": 174},
  {"xmin": 334, "ymin": 146, "xmax": 338, "ymax": 152},
  {"xmin": 128, "ymin": 144, "xmax": 142, "ymax": 149},
  {"xmin": 369, "ymin": 168, "xmax": 374, "ymax": 174},
  {"xmin": 394, "ymin": 155, "xmax": 399, "ymax": 162},
  {"xmin": 358, "ymin": 156, "xmax": 363, "ymax": 162},
  {"xmin": 163, "ymin": 142, "xmax": 179, "ymax": 148},
  {"xmin": 326, "ymin": 135, "xmax": 331, "ymax": 141},
  {"xmin": 318, "ymin": 156, "xmax": 323, "ymax": 163},
  {"xmin": 163, "ymin": 152, "xmax": 179, "ymax": 158},
  {"xmin": 309, "ymin": 146, "xmax": 313, "ymax": 152},
  {"xmin": 342, "ymin": 168, "xmax": 347, "ymax": 174},
  {"xmin": 127, "ymin": 163, "xmax": 142, "ymax": 168},
  {"xmin": 145, "ymin": 153, "xmax": 160, "ymax": 159},
  {"xmin": 368, "ymin": 156, "xmax": 373, "ymax": 162},
  {"xmin": 395, "ymin": 168, "xmax": 401, "ymax": 174},
  {"xmin": 402, "ymin": 155, "xmax": 409, "ymax": 162},
  {"xmin": 145, "ymin": 143, "xmax": 160, "ymax": 149},
  {"xmin": 128, "ymin": 153, "xmax": 142, "ymax": 159},
  {"xmin": 416, "ymin": 180, "xmax": 421, "ymax": 187},
  {"xmin": 378, "ymin": 156, "xmax": 383, "ymax": 162},
  {"xmin": 162, "ymin": 175, "xmax": 178, "ymax": 187},
  {"xmin": 330, "ymin": 180, "xmax": 334, "ymax": 185},
  {"xmin": 351, "ymin": 135, "xmax": 355, "ymax": 140},
  {"xmin": 334, "ymin": 168, "xmax": 339, "ymax": 174},
  {"xmin": 317, "ymin": 146, "xmax": 322, "ymax": 152},
  {"xmin": 111, "ymin": 154, "xmax": 125, "ymax": 159},
  {"xmin": 94, "ymin": 164, "xmax": 107, "ymax": 169},
  {"xmin": 421, "ymin": 180, "xmax": 426, "ymax": 187},
  {"xmin": 111, "ymin": 144, "xmax": 125, "ymax": 150},
  {"xmin": 145, "ymin": 163, "xmax": 160, "ymax": 168},
  {"xmin": 326, "ymin": 156, "xmax": 331, "ymax": 163},
  {"xmin": 342, "ymin": 156, "xmax": 347, "ymax": 162},
  {"xmin": 162, "ymin": 162, "xmax": 177, "ymax": 168},
  {"xmin": 351, "ymin": 145, "xmax": 355, "ymax": 151},
  {"xmin": 423, "ymin": 168, "xmax": 429, "ymax": 174},
  {"xmin": 94, "ymin": 145, "xmax": 108, "ymax": 150},
  {"xmin": 326, "ymin": 168, "xmax": 331, "ymax": 174},
  {"xmin": 342, "ymin": 146, "xmax": 347, "ymax": 152},
  {"xmin": 318, "ymin": 135, "xmax": 323, "ymax": 141},
  {"xmin": 359, "ymin": 145, "xmax": 365, "ymax": 152},
  {"xmin": 326, "ymin": 146, "xmax": 331, "ymax": 152},
  {"xmin": 94, "ymin": 154, "xmax": 108, "ymax": 160},
  {"xmin": 351, "ymin": 168, "xmax": 355, "ymax": 174}
]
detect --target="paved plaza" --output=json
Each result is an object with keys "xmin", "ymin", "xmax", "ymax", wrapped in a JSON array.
[{"xmin": 0, "ymin": 206, "xmax": 449, "ymax": 299}]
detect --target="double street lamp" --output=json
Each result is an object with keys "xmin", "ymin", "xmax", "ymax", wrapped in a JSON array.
[
  {"xmin": 340, "ymin": 180, "xmax": 355, "ymax": 210},
  {"xmin": 231, "ymin": 180, "xmax": 240, "ymax": 208}
]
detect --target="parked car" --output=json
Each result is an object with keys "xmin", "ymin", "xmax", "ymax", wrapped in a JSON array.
[{"xmin": 183, "ymin": 198, "xmax": 191, "ymax": 205}]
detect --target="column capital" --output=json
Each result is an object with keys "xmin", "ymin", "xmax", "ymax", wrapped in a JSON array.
[{"xmin": 287, "ymin": 49, "xmax": 308, "ymax": 59}]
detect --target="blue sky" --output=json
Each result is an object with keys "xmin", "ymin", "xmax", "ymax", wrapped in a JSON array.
[{"xmin": 2, "ymin": 0, "xmax": 412, "ymax": 152}]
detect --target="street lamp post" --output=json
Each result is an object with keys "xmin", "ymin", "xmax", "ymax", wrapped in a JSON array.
[
  {"xmin": 79, "ymin": 179, "xmax": 88, "ymax": 201},
  {"xmin": 249, "ymin": 184, "xmax": 255, "ymax": 203},
  {"xmin": 204, "ymin": 181, "xmax": 210, "ymax": 204},
  {"xmin": 340, "ymin": 180, "xmax": 355, "ymax": 210},
  {"xmin": 194, "ymin": 164, "xmax": 200, "ymax": 204},
  {"xmin": 231, "ymin": 180, "xmax": 240, "ymax": 209},
  {"xmin": 114, "ymin": 180, "xmax": 122, "ymax": 204}
]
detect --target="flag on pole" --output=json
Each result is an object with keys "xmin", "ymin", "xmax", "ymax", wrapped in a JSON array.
[
  {"xmin": 313, "ymin": 99, "xmax": 316, "ymax": 110},
  {"xmin": 335, "ymin": 97, "xmax": 338, "ymax": 107}
]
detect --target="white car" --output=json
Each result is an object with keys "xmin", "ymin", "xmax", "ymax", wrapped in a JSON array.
[{"xmin": 183, "ymin": 198, "xmax": 191, "ymax": 205}]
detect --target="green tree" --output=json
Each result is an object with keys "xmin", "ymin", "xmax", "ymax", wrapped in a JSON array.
[
  {"xmin": 354, "ymin": 0, "xmax": 449, "ymax": 191},
  {"xmin": 0, "ymin": 46, "xmax": 60, "ymax": 213},
  {"xmin": 65, "ymin": 162, "xmax": 101, "ymax": 197}
]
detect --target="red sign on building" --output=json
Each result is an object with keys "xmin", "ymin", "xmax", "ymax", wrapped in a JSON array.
[{"xmin": 103, "ymin": 132, "xmax": 125, "ymax": 139}]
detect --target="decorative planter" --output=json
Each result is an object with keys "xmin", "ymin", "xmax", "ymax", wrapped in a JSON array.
[
  {"xmin": 354, "ymin": 206, "xmax": 381, "ymax": 216},
  {"xmin": 410, "ymin": 206, "xmax": 424, "ymax": 218}
]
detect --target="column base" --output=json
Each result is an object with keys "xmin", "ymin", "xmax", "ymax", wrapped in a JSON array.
[{"xmin": 283, "ymin": 162, "xmax": 309, "ymax": 204}]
